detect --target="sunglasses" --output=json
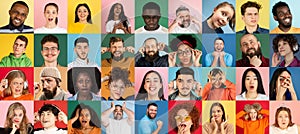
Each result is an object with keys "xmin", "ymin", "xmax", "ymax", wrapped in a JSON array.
[{"xmin": 175, "ymin": 115, "xmax": 191, "ymax": 122}]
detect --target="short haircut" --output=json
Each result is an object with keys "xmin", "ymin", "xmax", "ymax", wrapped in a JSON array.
[
  {"xmin": 143, "ymin": 2, "xmax": 160, "ymax": 13},
  {"xmin": 38, "ymin": 104, "xmax": 60, "ymax": 117},
  {"xmin": 74, "ymin": 37, "xmax": 89, "ymax": 47},
  {"xmin": 214, "ymin": 37, "xmax": 225, "ymax": 44},
  {"xmin": 41, "ymin": 34, "xmax": 59, "ymax": 50},
  {"xmin": 109, "ymin": 37, "xmax": 124, "ymax": 47},
  {"xmin": 241, "ymin": 1, "xmax": 262, "ymax": 15},
  {"xmin": 11, "ymin": 1, "xmax": 29, "ymax": 11},
  {"xmin": 272, "ymin": 34, "xmax": 299, "ymax": 53},
  {"xmin": 175, "ymin": 67, "xmax": 194, "ymax": 80},
  {"xmin": 176, "ymin": 5, "xmax": 189, "ymax": 15},
  {"xmin": 143, "ymin": 37, "xmax": 158, "ymax": 46},
  {"xmin": 15, "ymin": 35, "xmax": 28, "ymax": 48},
  {"xmin": 147, "ymin": 102, "xmax": 158, "ymax": 109},
  {"xmin": 240, "ymin": 34, "xmax": 259, "ymax": 46},
  {"xmin": 272, "ymin": 1, "xmax": 290, "ymax": 16}
]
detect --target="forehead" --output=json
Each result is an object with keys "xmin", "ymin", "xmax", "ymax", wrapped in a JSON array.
[
  {"xmin": 278, "ymin": 110, "xmax": 289, "ymax": 115},
  {"xmin": 81, "ymin": 109, "xmax": 90, "ymax": 114},
  {"xmin": 14, "ymin": 109, "xmax": 24, "ymax": 114},
  {"xmin": 214, "ymin": 39, "xmax": 224, "ymax": 44},
  {"xmin": 148, "ymin": 105, "xmax": 157, "ymax": 110},
  {"xmin": 178, "ymin": 44, "xmax": 191, "ymax": 50},
  {"xmin": 114, "ymin": 4, "xmax": 122, "ymax": 8},
  {"xmin": 177, "ymin": 109, "xmax": 189, "ymax": 115},
  {"xmin": 145, "ymin": 39, "xmax": 157, "ymax": 46},
  {"xmin": 11, "ymin": 77, "xmax": 24, "ymax": 82},
  {"xmin": 115, "ymin": 106, "xmax": 122, "ymax": 110},
  {"xmin": 111, "ymin": 41, "xmax": 124, "ymax": 47},
  {"xmin": 241, "ymin": 34, "xmax": 257, "ymax": 42},
  {"xmin": 246, "ymin": 71, "xmax": 256, "ymax": 76},
  {"xmin": 177, "ymin": 10, "xmax": 190, "ymax": 15},
  {"xmin": 77, "ymin": 72, "xmax": 91, "ymax": 78},
  {"xmin": 276, "ymin": 6, "xmax": 290, "ymax": 13},
  {"xmin": 78, "ymin": 6, "xmax": 88, "ymax": 10},
  {"xmin": 146, "ymin": 72, "xmax": 160, "ymax": 78},
  {"xmin": 143, "ymin": 9, "xmax": 160, "ymax": 16},
  {"xmin": 41, "ymin": 110, "xmax": 55, "ymax": 115},
  {"xmin": 111, "ymin": 79, "xmax": 125, "ymax": 85},
  {"xmin": 177, "ymin": 74, "xmax": 193, "ymax": 80},
  {"xmin": 41, "ymin": 76, "xmax": 56, "ymax": 80},
  {"xmin": 45, "ymin": 5, "xmax": 57, "ymax": 11},
  {"xmin": 12, "ymin": 3, "xmax": 28, "ymax": 12},
  {"xmin": 76, "ymin": 42, "xmax": 88, "ymax": 47},
  {"xmin": 245, "ymin": 7, "xmax": 259, "ymax": 13},
  {"xmin": 250, "ymin": 109, "xmax": 257, "ymax": 112},
  {"xmin": 43, "ymin": 42, "xmax": 58, "ymax": 47},
  {"xmin": 279, "ymin": 71, "xmax": 291, "ymax": 77},
  {"xmin": 212, "ymin": 105, "xmax": 222, "ymax": 111},
  {"xmin": 217, "ymin": 6, "xmax": 234, "ymax": 18},
  {"xmin": 14, "ymin": 39, "xmax": 26, "ymax": 44}
]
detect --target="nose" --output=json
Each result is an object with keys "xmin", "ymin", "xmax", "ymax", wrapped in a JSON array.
[{"xmin": 82, "ymin": 82, "xmax": 87, "ymax": 87}]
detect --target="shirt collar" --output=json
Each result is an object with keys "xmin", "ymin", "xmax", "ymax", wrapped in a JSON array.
[{"xmin": 8, "ymin": 20, "xmax": 24, "ymax": 32}]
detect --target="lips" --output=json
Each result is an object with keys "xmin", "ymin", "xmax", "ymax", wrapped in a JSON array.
[
  {"xmin": 284, "ymin": 18, "xmax": 291, "ymax": 23},
  {"xmin": 13, "ymin": 19, "xmax": 21, "ymax": 24},
  {"xmin": 13, "ymin": 119, "xmax": 20, "ymax": 123},
  {"xmin": 48, "ymin": 18, "xmax": 54, "ymax": 22}
]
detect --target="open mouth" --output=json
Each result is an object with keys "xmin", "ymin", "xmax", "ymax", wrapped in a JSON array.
[
  {"xmin": 250, "ymin": 86, "xmax": 255, "ymax": 89},
  {"xmin": 284, "ymin": 18, "xmax": 291, "ymax": 23},
  {"xmin": 48, "ymin": 18, "xmax": 54, "ymax": 22},
  {"xmin": 14, "ymin": 19, "xmax": 21, "ymax": 24}
]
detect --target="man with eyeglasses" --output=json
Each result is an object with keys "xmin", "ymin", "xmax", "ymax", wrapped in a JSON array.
[
  {"xmin": 138, "ymin": 102, "xmax": 163, "ymax": 134},
  {"xmin": 168, "ymin": 67, "xmax": 202, "ymax": 100},
  {"xmin": 271, "ymin": 1, "xmax": 300, "ymax": 33},
  {"xmin": 101, "ymin": 102, "xmax": 134, "ymax": 134},
  {"xmin": 169, "ymin": 34, "xmax": 202, "ymax": 67},
  {"xmin": 236, "ymin": 34, "xmax": 269, "ymax": 67},
  {"xmin": 0, "ymin": 35, "xmax": 32, "ymax": 67},
  {"xmin": 40, "ymin": 34, "xmax": 62, "ymax": 67},
  {"xmin": 135, "ymin": 2, "xmax": 168, "ymax": 33},
  {"xmin": 205, "ymin": 37, "xmax": 233, "ymax": 67},
  {"xmin": 169, "ymin": 6, "xmax": 201, "ymax": 33},
  {"xmin": 0, "ymin": 1, "xmax": 33, "ymax": 33},
  {"xmin": 34, "ymin": 67, "xmax": 68, "ymax": 100},
  {"xmin": 135, "ymin": 37, "xmax": 168, "ymax": 67}
]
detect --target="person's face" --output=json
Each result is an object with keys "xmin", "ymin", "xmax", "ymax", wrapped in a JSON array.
[
  {"xmin": 211, "ymin": 5, "xmax": 234, "ymax": 28},
  {"xmin": 275, "ymin": 6, "xmax": 292, "ymax": 28},
  {"xmin": 41, "ymin": 76, "xmax": 58, "ymax": 99},
  {"xmin": 113, "ymin": 4, "xmax": 122, "ymax": 16},
  {"xmin": 44, "ymin": 5, "xmax": 58, "ymax": 24},
  {"xmin": 40, "ymin": 110, "xmax": 57, "ymax": 129},
  {"xmin": 76, "ymin": 72, "xmax": 92, "ymax": 94},
  {"xmin": 176, "ymin": 74, "xmax": 194, "ymax": 97},
  {"xmin": 10, "ymin": 77, "xmax": 24, "ymax": 97},
  {"xmin": 79, "ymin": 109, "xmax": 91, "ymax": 128},
  {"xmin": 41, "ymin": 42, "xmax": 60, "ymax": 63},
  {"xmin": 240, "ymin": 34, "xmax": 261, "ymax": 57},
  {"xmin": 13, "ymin": 39, "xmax": 26, "ymax": 56},
  {"xmin": 12, "ymin": 109, "xmax": 24, "ymax": 126},
  {"xmin": 242, "ymin": 7, "xmax": 259, "ymax": 27},
  {"xmin": 177, "ymin": 45, "xmax": 192, "ymax": 66},
  {"xmin": 113, "ymin": 106, "xmax": 123, "ymax": 120},
  {"xmin": 110, "ymin": 41, "xmax": 125, "ymax": 59},
  {"xmin": 144, "ymin": 72, "xmax": 162, "ymax": 97},
  {"xmin": 144, "ymin": 39, "xmax": 158, "ymax": 57},
  {"xmin": 109, "ymin": 79, "xmax": 125, "ymax": 100},
  {"xmin": 249, "ymin": 109, "xmax": 257, "ymax": 121},
  {"xmin": 214, "ymin": 39, "xmax": 224, "ymax": 52},
  {"xmin": 175, "ymin": 109, "xmax": 193, "ymax": 133},
  {"xmin": 211, "ymin": 73, "xmax": 223, "ymax": 88},
  {"xmin": 277, "ymin": 110, "xmax": 290, "ymax": 129},
  {"xmin": 278, "ymin": 40, "xmax": 293, "ymax": 57},
  {"xmin": 147, "ymin": 105, "xmax": 157, "ymax": 119},
  {"xmin": 9, "ymin": 4, "xmax": 28, "ymax": 27},
  {"xmin": 177, "ymin": 10, "xmax": 191, "ymax": 28},
  {"xmin": 245, "ymin": 71, "xmax": 258, "ymax": 93},
  {"xmin": 142, "ymin": 9, "xmax": 161, "ymax": 30},
  {"xmin": 276, "ymin": 71, "xmax": 291, "ymax": 92},
  {"xmin": 74, "ymin": 42, "xmax": 89, "ymax": 60},
  {"xmin": 211, "ymin": 106, "xmax": 223, "ymax": 123},
  {"xmin": 77, "ymin": 6, "xmax": 89, "ymax": 22}
]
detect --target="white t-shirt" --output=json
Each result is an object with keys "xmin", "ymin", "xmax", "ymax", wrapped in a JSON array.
[
  {"xmin": 35, "ymin": 26, "xmax": 67, "ymax": 33},
  {"xmin": 135, "ymin": 25, "xmax": 168, "ymax": 34},
  {"xmin": 106, "ymin": 19, "xmax": 131, "ymax": 34},
  {"xmin": 106, "ymin": 118, "xmax": 132, "ymax": 134},
  {"xmin": 270, "ymin": 124, "xmax": 299, "ymax": 134},
  {"xmin": 236, "ymin": 92, "xmax": 269, "ymax": 100},
  {"xmin": 34, "ymin": 127, "xmax": 67, "ymax": 134},
  {"xmin": 170, "ymin": 22, "xmax": 200, "ymax": 33}
]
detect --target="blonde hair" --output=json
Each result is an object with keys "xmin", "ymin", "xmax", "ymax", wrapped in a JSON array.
[
  {"xmin": 3, "ymin": 70, "xmax": 29, "ymax": 97},
  {"xmin": 4, "ymin": 102, "xmax": 30, "ymax": 134}
]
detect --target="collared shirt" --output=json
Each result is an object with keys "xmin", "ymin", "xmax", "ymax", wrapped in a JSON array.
[
  {"xmin": 68, "ymin": 58, "xmax": 98, "ymax": 68},
  {"xmin": 271, "ymin": 26, "xmax": 300, "ymax": 34},
  {"xmin": 237, "ymin": 25, "xmax": 269, "ymax": 34},
  {"xmin": 168, "ymin": 90, "xmax": 201, "ymax": 100},
  {"xmin": 236, "ymin": 92, "xmax": 269, "ymax": 100},
  {"xmin": 138, "ymin": 115, "xmax": 157, "ymax": 134},
  {"xmin": 0, "ymin": 53, "xmax": 32, "ymax": 67},
  {"xmin": 236, "ymin": 55, "xmax": 269, "ymax": 67},
  {"xmin": 68, "ymin": 92, "xmax": 102, "ymax": 100},
  {"xmin": 279, "ymin": 57, "xmax": 300, "ymax": 67},
  {"xmin": 0, "ymin": 23, "xmax": 33, "ymax": 33}
]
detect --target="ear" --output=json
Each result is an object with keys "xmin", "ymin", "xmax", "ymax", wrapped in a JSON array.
[
  {"xmin": 241, "ymin": 15, "xmax": 245, "ymax": 21},
  {"xmin": 273, "ymin": 15, "xmax": 278, "ymax": 21},
  {"xmin": 257, "ymin": 41, "xmax": 261, "ymax": 47}
]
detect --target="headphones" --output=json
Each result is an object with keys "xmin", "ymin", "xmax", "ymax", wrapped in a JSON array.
[
  {"xmin": 3, "ymin": 70, "xmax": 28, "ymax": 89},
  {"xmin": 293, "ymin": 43, "xmax": 299, "ymax": 52}
]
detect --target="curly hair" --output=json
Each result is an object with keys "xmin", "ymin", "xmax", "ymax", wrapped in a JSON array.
[
  {"xmin": 272, "ymin": 34, "xmax": 299, "ymax": 53},
  {"xmin": 243, "ymin": 103, "xmax": 263, "ymax": 120},
  {"xmin": 169, "ymin": 103, "xmax": 200, "ymax": 133},
  {"xmin": 135, "ymin": 70, "xmax": 165, "ymax": 100},
  {"xmin": 108, "ymin": 67, "xmax": 131, "ymax": 87},
  {"xmin": 70, "ymin": 103, "xmax": 100, "ymax": 128},
  {"xmin": 272, "ymin": 1, "xmax": 289, "ymax": 16}
]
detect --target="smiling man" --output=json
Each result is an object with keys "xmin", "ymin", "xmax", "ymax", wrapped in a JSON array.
[
  {"xmin": 138, "ymin": 102, "xmax": 163, "ymax": 134},
  {"xmin": 237, "ymin": 1, "xmax": 269, "ymax": 34},
  {"xmin": 0, "ymin": 1, "xmax": 33, "ymax": 33},
  {"xmin": 40, "ymin": 34, "xmax": 62, "ymax": 67},
  {"xmin": 135, "ymin": 2, "xmax": 167, "ymax": 33},
  {"xmin": 271, "ymin": 1, "xmax": 300, "ymax": 33},
  {"xmin": 0, "ymin": 35, "xmax": 32, "ymax": 67}
]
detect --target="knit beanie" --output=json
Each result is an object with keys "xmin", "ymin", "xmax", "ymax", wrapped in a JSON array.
[{"xmin": 40, "ymin": 67, "xmax": 61, "ymax": 81}]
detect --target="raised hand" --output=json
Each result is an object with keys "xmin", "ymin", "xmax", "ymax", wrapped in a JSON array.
[
  {"xmin": 168, "ymin": 52, "xmax": 177, "ymax": 67},
  {"xmin": 101, "ymin": 47, "xmax": 109, "ymax": 54},
  {"xmin": 272, "ymin": 53, "xmax": 281, "ymax": 67},
  {"xmin": 58, "ymin": 111, "xmax": 68, "ymax": 124},
  {"xmin": 247, "ymin": 55, "xmax": 262, "ymax": 67},
  {"xmin": 193, "ymin": 49, "xmax": 202, "ymax": 67}
]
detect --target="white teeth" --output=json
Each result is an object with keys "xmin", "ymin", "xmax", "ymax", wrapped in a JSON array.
[
  {"xmin": 14, "ymin": 19, "xmax": 20, "ymax": 23},
  {"xmin": 284, "ymin": 18, "xmax": 290, "ymax": 23}
]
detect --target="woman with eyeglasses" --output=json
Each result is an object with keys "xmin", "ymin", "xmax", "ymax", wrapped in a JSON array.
[
  {"xmin": 203, "ymin": 102, "xmax": 234, "ymax": 134},
  {"xmin": 169, "ymin": 34, "xmax": 202, "ymax": 67},
  {"xmin": 169, "ymin": 102, "xmax": 200, "ymax": 134}
]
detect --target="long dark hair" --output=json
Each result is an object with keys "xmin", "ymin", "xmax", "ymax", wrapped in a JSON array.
[
  {"xmin": 71, "ymin": 103, "xmax": 100, "ymax": 128},
  {"xmin": 75, "ymin": 3, "xmax": 92, "ymax": 24},
  {"xmin": 135, "ymin": 70, "xmax": 165, "ymax": 100},
  {"xmin": 241, "ymin": 68, "xmax": 265, "ymax": 95},
  {"xmin": 106, "ymin": 3, "xmax": 129, "ymax": 30},
  {"xmin": 209, "ymin": 102, "xmax": 226, "ymax": 123},
  {"xmin": 270, "ymin": 68, "xmax": 292, "ymax": 100}
]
